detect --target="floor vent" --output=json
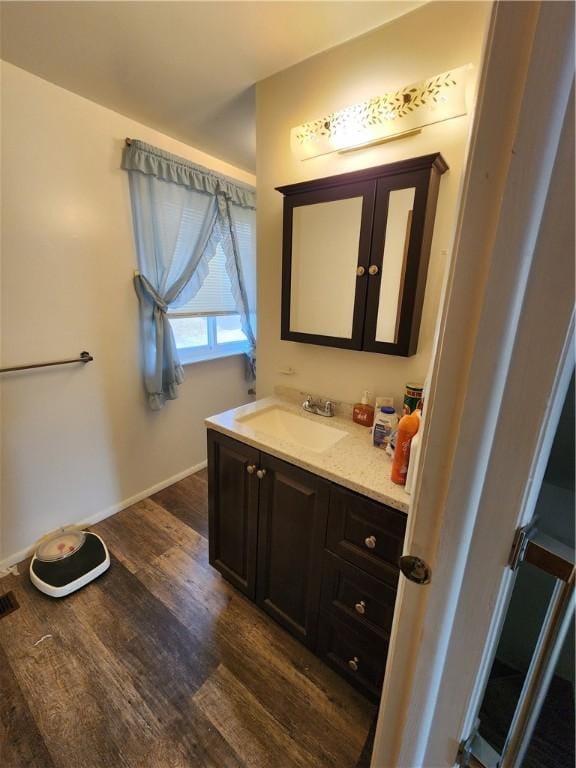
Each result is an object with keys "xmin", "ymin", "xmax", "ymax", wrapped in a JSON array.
[{"xmin": 0, "ymin": 591, "xmax": 19, "ymax": 619}]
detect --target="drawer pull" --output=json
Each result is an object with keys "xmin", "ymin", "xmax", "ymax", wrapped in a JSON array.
[
  {"xmin": 348, "ymin": 656, "xmax": 360, "ymax": 672},
  {"xmin": 364, "ymin": 535, "xmax": 377, "ymax": 550},
  {"xmin": 354, "ymin": 600, "xmax": 366, "ymax": 615},
  {"xmin": 246, "ymin": 464, "xmax": 256, "ymax": 474},
  {"xmin": 256, "ymin": 468, "xmax": 267, "ymax": 480}
]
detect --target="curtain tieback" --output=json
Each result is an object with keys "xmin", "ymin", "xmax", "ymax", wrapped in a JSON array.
[{"xmin": 134, "ymin": 273, "xmax": 169, "ymax": 313}]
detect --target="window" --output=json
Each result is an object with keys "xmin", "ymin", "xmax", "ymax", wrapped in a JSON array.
[
  {"xmin": 168, "ymin": 237, "xmax": 254, "ymax": 364},
  {"xmin": 168, "ymin": 205, "xmax": 256, "ymax": 364},
  {"xmin": 169, "ymin": 313, "xmax": 249, "ymax": 364},
  {"xmin": 124, "ymin": 138, "xmax": 257, "ymax": 407}
]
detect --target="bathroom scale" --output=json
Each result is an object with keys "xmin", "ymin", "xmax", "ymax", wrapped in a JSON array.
[{"xmin": 29, "ymin": 529, "xmax": 110, "ymax": 598}]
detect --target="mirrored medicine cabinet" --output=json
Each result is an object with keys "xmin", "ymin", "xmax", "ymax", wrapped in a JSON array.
[{"xmin": 276, "ymin": 153, "xmax": 448, "ymax": 356}]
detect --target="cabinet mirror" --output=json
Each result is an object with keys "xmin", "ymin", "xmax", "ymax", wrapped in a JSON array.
[
  {"xmin": 277, "ymin": 154, "xmax": 448, "ymax": 356},
  {"xmin": 290, "ymin": 196, "xmax": 362, "ymax": 339}
]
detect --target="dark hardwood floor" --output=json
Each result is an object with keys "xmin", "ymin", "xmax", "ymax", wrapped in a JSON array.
[{"xmin": 0, "ymin": 468, "xmax": 376, "ymax": 768}]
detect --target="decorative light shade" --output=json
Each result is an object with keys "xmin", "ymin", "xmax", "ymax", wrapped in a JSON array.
[{"xmin": 291, "ymin": 64, "xmax": 473, "ymax": 160}]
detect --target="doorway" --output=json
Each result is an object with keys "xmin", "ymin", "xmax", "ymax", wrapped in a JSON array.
[{"xmin": 462, "ymin": 375, "xmax": 575, "ymax": 767}]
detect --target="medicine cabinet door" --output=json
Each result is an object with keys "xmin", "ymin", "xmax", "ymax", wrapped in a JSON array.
[
  {"xmin": 363, "ymin": 168, "xmax": 441, "ymax": 356},
  {"xmin": 281, "ymin": 180, "xmax": 376, "ymax": 350}
]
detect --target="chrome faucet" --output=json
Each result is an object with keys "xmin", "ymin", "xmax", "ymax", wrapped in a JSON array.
[{"xmin": 302, "ymin": 394, "xmax": 335, "ymax": 418}]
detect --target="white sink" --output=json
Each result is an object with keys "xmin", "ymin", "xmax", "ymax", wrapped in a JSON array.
[{"xmin": 236, "ymin": 406, "xmax": 347, "ymax": 453}]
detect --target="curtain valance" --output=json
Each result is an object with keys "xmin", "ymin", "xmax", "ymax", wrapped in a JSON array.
[{"xmin": 122, "ymin": 139, "xmax": 256, "ymax": 210}]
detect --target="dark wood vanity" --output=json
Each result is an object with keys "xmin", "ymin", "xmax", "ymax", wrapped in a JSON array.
[
  {"xmin": 277, "ymin": 153, "xmax": 448, "ymax": 356},
  {"xmin": 208, "ymin": 429, "xmax": 407, "ymax": 701}
]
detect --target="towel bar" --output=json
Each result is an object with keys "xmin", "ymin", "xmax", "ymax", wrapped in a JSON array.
[{"xmin": 0, "ymin": 351, "xmax": 93, "ymax": 374}]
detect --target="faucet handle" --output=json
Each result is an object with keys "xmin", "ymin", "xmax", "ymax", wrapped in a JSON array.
[
  {"xmin": 323, "ymin": 400, "xmax": 335, "ymax": 416},
  {"xmin": 303, "ymin": 394, "xmax": 313, "ymax": 407}
]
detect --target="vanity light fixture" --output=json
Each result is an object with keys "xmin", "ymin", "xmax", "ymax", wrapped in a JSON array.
[{"xmin": 290, "ymin": 64, "xmax": 473, "ymax": 160}]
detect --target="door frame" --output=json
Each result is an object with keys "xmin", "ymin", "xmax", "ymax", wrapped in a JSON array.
[{"xmin": 372, "ymin": 2, "xmax": 575, "ymax": 767}]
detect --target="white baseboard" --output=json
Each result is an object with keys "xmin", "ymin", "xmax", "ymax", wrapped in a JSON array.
[{"xmin": 0, "ymin": 460, "xmax": 207, "ymax": 575}]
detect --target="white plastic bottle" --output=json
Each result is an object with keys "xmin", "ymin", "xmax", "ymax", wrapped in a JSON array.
[
  {"xmin": 372, "ymin": 406, "xmax": 399, "ymax": 448},
  {"xmin": 405, "ymin": 411, "xmax": 422, "ymax": 493}
]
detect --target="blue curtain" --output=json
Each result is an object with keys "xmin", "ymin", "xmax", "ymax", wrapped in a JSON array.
[{"xmin": 123, "ymin": 140, "xmax": 256, "ymax": 410}]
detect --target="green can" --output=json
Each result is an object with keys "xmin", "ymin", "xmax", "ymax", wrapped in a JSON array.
[{"xmin": 403, "ymin": 383, "xmax": 423, "ymax": 415}]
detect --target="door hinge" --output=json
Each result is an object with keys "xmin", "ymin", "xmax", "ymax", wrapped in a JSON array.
[
  {"xmin": 508, "ymin": 522, "xmax": 537, "ymax": 571},
  {"xmin": 457, "ymin": 720, "xmax": 480, "ymax": 767},
  {"xmin": 457, "ymin": 725, "xmax": 502, "ymax": 768}
]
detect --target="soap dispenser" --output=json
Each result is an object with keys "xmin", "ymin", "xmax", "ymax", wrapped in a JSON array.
[{"xmin": 353, "ymin": 390, "xmax": 375, "ymax": 427}]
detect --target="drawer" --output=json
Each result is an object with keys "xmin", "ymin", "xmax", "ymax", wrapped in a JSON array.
[
  {"xmin": 317, "ymin": 611, "xmax": 388, "ymax": 701},
  {"xmin": 321, "ymin": 551, "xmax": 397, "ymax": 640},
  {"xmin": 326, "ymin": 485, "xmax": 406, "ymax": 585}
]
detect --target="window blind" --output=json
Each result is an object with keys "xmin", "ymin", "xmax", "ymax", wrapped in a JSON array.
[
  {"xmin": 171, "ymin": 243, "xmax": 237, "ymax": 317},
  {"xmin": 170, "ymin": 203, "xmax": 256, "ymax": 318},
  {"xmin": 230, "ymin": 205, "xmax": 257, "ymax": 312}
]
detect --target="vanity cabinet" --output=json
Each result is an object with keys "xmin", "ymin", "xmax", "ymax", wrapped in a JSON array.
[
  {"xmin": 207, "ymin": 431, "xmax": 260, "ymax": 598},
  {"xmin": 207, "ymin": 429, "xmax": 407, "ymax": 700},
  {"xmin": 277, "ymin": 153, "xmax": 448, "ymax": 356},
  {"xmin": 326, "ymin": 485, "xmax": 406, "ymax": 586},
  {"xmin": 318, "ymin": 485, "xmax": 407, "ymax": 699},
  {"xmin": 257, "ymin": 453, "xmax": 329, "ymax": 647},
  {"xmin": 208, "ymin": 430, "xmax": 329, "ymax": 647}
]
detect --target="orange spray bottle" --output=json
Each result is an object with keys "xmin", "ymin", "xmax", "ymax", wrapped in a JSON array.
[{"xmin": 391, "ymin": 409, "xmax": 421, "ymax": 485}]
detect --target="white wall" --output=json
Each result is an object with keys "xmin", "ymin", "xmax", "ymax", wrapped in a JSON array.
[
  {"xmin": 0, "ymin": 62, "xmax": 255, "ymax": 565},
  {"xmin": 256, "ymin": 1, "xmax": 490, "ymax": 406}
]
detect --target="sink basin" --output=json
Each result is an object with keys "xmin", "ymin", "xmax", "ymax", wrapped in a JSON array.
[{"xmin": 236, "ymin": 407, "xmax": 347, "ymax": 453}]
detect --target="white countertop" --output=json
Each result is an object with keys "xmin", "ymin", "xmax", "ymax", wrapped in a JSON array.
[{"xmin": 205, "ymin": 396, "xmax": 410, "ymax": 514}]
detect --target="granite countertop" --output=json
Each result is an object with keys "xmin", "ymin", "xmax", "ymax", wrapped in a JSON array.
[{"xmin": 205, "ymin": 395, "xmax": 410, "ymax": 514}]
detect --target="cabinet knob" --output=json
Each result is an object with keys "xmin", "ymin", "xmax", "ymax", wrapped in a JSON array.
[
  {"xmin": 256, "ymin": 468, "xmax": 267, "ymax": 479},
  {"xmin": 368, "ymin": 264, "xmax": 379, "ymax": 276},
  {"xmin": 364, "ymin": 535, "xmax": 377, "ymax": 550},
  {"xmin": 356, "ymin": 266, "xmax": 366, "ymax": 277},
  {"xmin": 246, "ymin": 464, "xmax": 256, "ymax": 474},
  {"xmin": 348, "ymin": 656, "xmax": 360, "ymax": 672},
  {"xmin": 355, "ymin": 600, "xmax": 366, "ymax": 615}
]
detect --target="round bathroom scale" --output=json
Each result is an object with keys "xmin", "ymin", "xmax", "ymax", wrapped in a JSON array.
[{"xmin": 30, "ymin": 530, "xmax": 110, "ymax": 598}]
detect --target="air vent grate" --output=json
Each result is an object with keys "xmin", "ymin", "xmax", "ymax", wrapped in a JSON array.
[{"xmin": 0, "ymin": 591, "xmax": 19, "ymax": 619}]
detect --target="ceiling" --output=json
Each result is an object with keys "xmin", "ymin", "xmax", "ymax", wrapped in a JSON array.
[{"xmin": 0, "ymin": 1, "xmax": 423, "ymax": 171}]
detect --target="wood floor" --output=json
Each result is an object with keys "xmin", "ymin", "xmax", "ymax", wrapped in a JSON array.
[{"xmin": 0, "ymin": 469, "xmax": 376, "ymax": 768}]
